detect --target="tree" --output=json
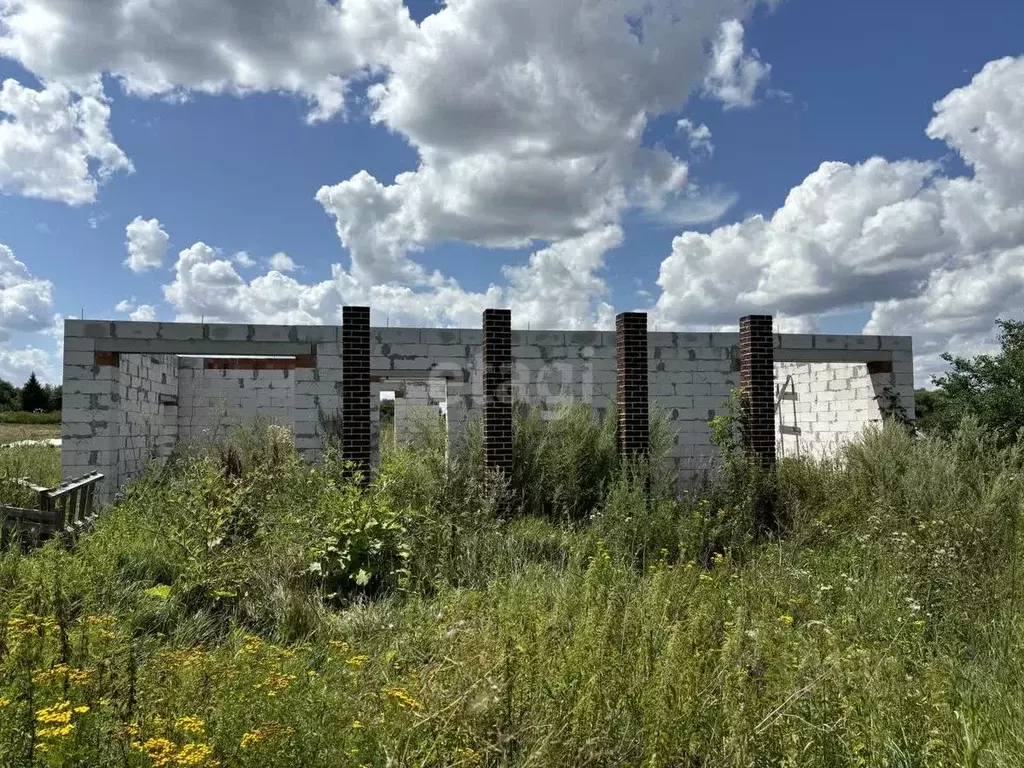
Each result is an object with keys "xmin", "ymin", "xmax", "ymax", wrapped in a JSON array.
[
  {"xmin": 928, "ymin": 318, "xmax": 1024, "ymax": 444},
  {"xmin": 914, "ymin": 388, "xmax": 950, "ymax": 435},
  {"xmin": 20, "ymin": 372, "xmax": 48, "ymax": 412},
  {"xmin": 0, "ymin": 378, "xmax": 17, "ymax": 411},
  {"xmin": 45, "ymin": 384, "xmax": 62, "ymax": 413}
]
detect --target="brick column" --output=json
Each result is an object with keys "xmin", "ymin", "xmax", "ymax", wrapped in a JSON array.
[
  {"xmin": 342, "ymin": 306, "xmax": 371, "ymax": 481},
  {"xmin": 482, "ymin": 309, "xmax": 513, "ymax": 478},
  {"xmin": 739, "ymin": 315, "xmax": 776, "ymax": 468},
  {"xmin": 616, "ymin": 312, "xmax": 649, "ymax": 459}
]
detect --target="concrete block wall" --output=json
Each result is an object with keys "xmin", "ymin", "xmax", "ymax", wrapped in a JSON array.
[
  {"xmin": 116, "ymin": 353, "xmax": 178, "ymax": 488},
  {"xmin": 369, "ymin": 326, "xmax": 621, "ymax": 457},
  {"xmin": 176, "ymin": 358, "xmax": 296, "ymax": 445},
  {"xmin": 62, "ymin": 338, "xmax": 122, "ymax": 491},
  {"xmin": 294, "ymin": 341, "xmax": 342, "ymax": 465},
  {"xmin": 61, "ymin": 317, "xmax": 916, "ymax": 502},
  {"xmin": 393, "ymin": 380, "xmax": 446, "ymax": 445},
  {"xmin": 775, "ymin": 342, "xmax": 915, "ymax": 460},
  {"xmin": 646, "ymin": 332, "xmax": 742, "ymax": 485},
  {"xmin": 62, "ymin": 320, "xmax": 341, "ymax": 500}
]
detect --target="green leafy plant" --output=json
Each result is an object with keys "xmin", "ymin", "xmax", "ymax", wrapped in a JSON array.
[{"xmin": 708, "ymin": 388, "xmax": 747, "ymax": 461}]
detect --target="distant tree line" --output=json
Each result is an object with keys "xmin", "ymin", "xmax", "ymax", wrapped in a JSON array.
[
  {"xmin": 914, "ymin": 318, "xmax": 1024, "ymax": 445},
  {"xmin": 0, "ymin": 372, "xmax": 62, "ymax": 412}
]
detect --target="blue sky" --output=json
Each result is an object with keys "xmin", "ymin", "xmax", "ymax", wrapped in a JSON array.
[{"xmin": 1, "ymin": 0, "xmax": 1023, "ymax": 385}]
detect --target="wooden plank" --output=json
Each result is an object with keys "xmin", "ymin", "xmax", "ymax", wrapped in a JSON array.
[
  {"xmin": 3, "ymin": 472, "xmax": 105, "ymax": 549},
  {"xmin": 76, "ymin": 486, "xmax": 88, "ymax": 526},
  {"xmin": 1, "ymin": 505, "xmax": 61, "ymax": 526},
  {"xmin": 82, "ymin": 482, "xmax": 96, "ymax": 520},
  {"xmin": 15, "ymin": 478, "xmax": 50, "ymax": 494},
  {"xmin": 62, "ymin": 489, "xmax": 77, "ymax": 528},
  {"xmin": 49, "ymin": 473, "xmax": 102, "ymax": 500},
  {"xmin": 779, "ymin": 425, "xmax": 802, "ymax": 436}
]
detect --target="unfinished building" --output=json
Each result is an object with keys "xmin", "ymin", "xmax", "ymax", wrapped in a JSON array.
[{"xmin": 60, "ymin": 310, "xmax": 915, "ymax": 501}]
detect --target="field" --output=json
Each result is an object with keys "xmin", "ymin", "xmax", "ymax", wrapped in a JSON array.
[
  {"xmin": 1, "ymin": 407, "xmax": 1023, "ymax": 767},
  {"xmin": 0, "ymin": 422, "xmax": 61, "ymax": 445},
  {"xmin": 0, "ymin": 411, "xmax": 61, "ymax": 446}
]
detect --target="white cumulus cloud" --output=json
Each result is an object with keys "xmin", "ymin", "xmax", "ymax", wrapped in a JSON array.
[
  {"xmin": 702, "ymin": 19, "xmax": 771, "ymax": 109},
  {"xmin": 0, "ymin": 243, "xmax": 54, "ymax": 341},
  {"xmin": 0, "ymin": 0, "xmax": 417, "ymax": 123},
  {"xmin": 0, "ymin": 346, "xmax": 55, "ymax": 384},
  {"xmin": 655, "ymin": 55, "xmax": 1024, "ymax": 383},
  {"xmin": 268, "ymin": 252, "xmax": 297, "ymax": 272},
  {"xmin": 124, "ymin": 216, "xmax": 170, "ymax": 273},
  {"xmin": 0, "ymin": 78, "xmax": 131, "ymax": 204},
  {"xmin": 160, "ymin": 224, "xmax": 626, "ymax": 332},
  {"xmin": 317, "ymin": 0, "xmax": 755, "ymax": 287},
  {"xmin": 115, "ymin": 298, "xmax": 157, "ymax": 322}
]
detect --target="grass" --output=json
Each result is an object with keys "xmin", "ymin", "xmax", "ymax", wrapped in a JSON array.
[
  {"xmin": 0, "ymin": 410, "xmax": 62, "ymax": 425},
  {"xmin": 1, "ymin": 411, "xmax": 1023, "ymax": 766},
  {"xmin": 0, "ymin": 422, "xmax": 61, "ymax": 446}
]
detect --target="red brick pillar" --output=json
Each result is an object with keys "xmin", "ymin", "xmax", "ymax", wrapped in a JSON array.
[
  {"xmin": 342, "ymin": 305, "xmax": 371, "ymax": 481},
  {"xmin": 739, "ymin": 315, "xmax": 776, "ymax": 468},
  {"xmin": 482, "ymin": 308, "xmax": 513, "ymax": 479},
  {"xmin": 616, "ymin": 312, "xmax": 649, "ymax": 459}
]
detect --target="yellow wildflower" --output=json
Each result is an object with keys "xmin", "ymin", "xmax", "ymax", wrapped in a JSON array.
[
  {"xmin": 240, "ymin": 723, "xmax": 293, "ymax": 749},
  {"xmin": 133, "ymin": 737, "xmax": 177, "ymax": 768},
  {"xmin": 384, "ymin": 686, "xmax": 423, "ymax": 711},
  {"xmin": 74, "ymin": 705, "xmax": 90, "ymax": 714},
  {"xmin": 346, "ymin": 654, "xmax": 368, "ymax": 668},
  {"xmin": 175, "ymin": 715, "xmax": 206, "ymax": 735},
  {"xmin": 351, "ymin": 719, "xmax": 363, "ymax": 729},
  {"xmin": 34, "ymin": 664, "xmax": 92, "ymax": 685},
  {"xmin": 240, "ymin": 730, "xmax": 265, "ymax": 749},
  {"xmin": 6, "ymin": 615, "xmax": 42, "ymax": 638},
  {"xmin": 329, "ymin": 640, "xmax": 350, "ymax": 652},
  {"xmin": 38, "ymin": 724, "xmax": 75, "ymax": 739},
  {"xmin": 0, "ymin": 697, "xmax": 10, "ymax": 708},
  {"xmin": 176, "ymin": 742, "xmax": 218, "ymax": 766},
  {"xmin": 36, "ymin": 701, "xmax": 72, "ymax": 725},
  {"xmin": 243, "ymin": 635, "xmax": 263, "ymax": 654},
  {"xmin": 779, "ymin": 615, "xmax": 794, "ymax": 626},
  {"xmin": 256, "ymin": 673, "xmax": 296, "ymax": 696}
]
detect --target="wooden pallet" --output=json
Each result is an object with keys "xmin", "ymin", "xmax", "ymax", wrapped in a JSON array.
[{"xmin": 1, "ymin": 472, "xmax": 105, "ymax": 548}]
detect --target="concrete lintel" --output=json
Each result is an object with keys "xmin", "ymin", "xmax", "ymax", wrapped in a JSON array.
[
  {"xmin": 775, "ymin": 349, "xmax": 895, "ymax": 364},
  {"xmin": 93, "ymin": 338, "xmax": 315, "ymax": 356},
  {"xmin": 372, "ymin": 370, "xmax": 461, "ymax": 383}
]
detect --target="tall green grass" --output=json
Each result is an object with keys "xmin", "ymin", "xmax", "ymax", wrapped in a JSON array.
[
  {"xmin": 1, "ymin": 417, "xmax": 1023, "ymax": 765},
  {"xmin": 0, "ymin": 410, "xmax": 61, "ymax": 424}
]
